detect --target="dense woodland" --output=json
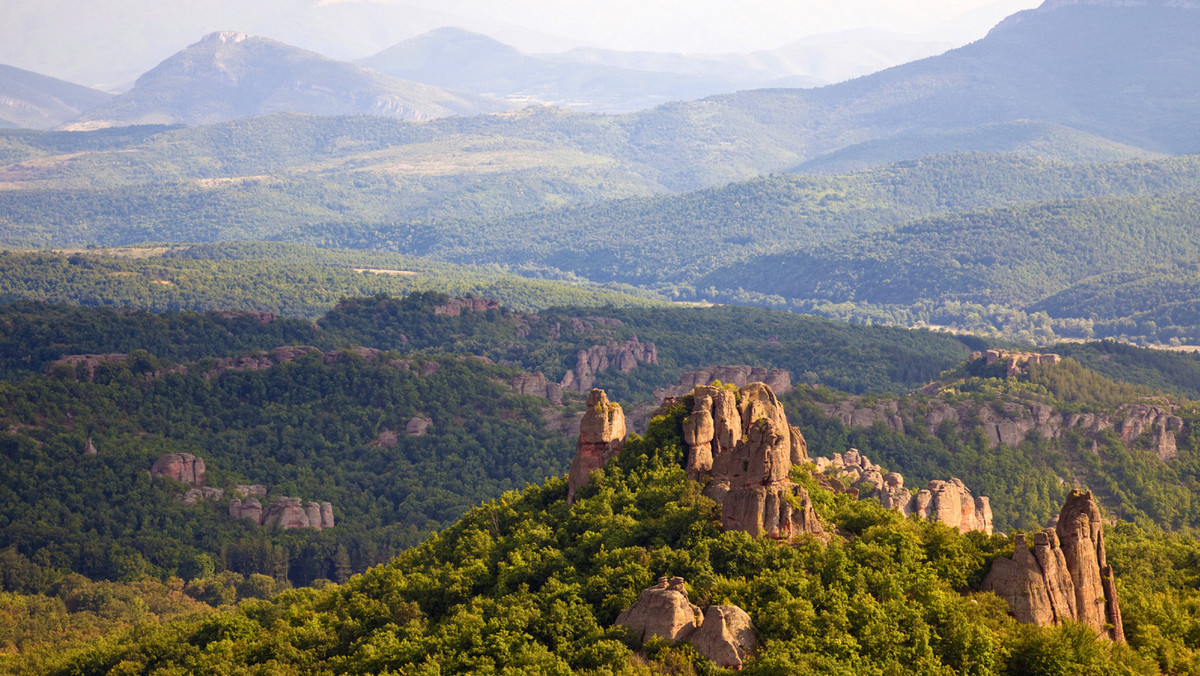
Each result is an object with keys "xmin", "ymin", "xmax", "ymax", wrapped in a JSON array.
[{"xmin": 7, "ymin": 402, "xmax": 1200, "ymax": 674}]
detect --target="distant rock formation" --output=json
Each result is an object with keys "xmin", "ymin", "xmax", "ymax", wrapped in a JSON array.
[
  {"xmin": 982, "ymin": 490, "xmax": 1123, "ymax": 641},
  {"xmin": 812, "ymin": 396, "xmax": 1183, "ymax": 459},
  {"xmin": 232, "ymin": 497, "xmax": 335, "ymax": 530},
  {"xmin": 83, "ymin": 438, "xmax": 97, "ymax": 455},
  {"xmin": 560, "ymin": 337, "xmax": 657, "ymax": 393},
  {"xmin": 151, "ymin": 453, "xmax": 206, "ymax": 486},
  {"xmin": 683, "ymin": 383, "xmax": 824, "ymax": 541},
  {"xmin": 655, "ymin": 366, "xmax": 792, "ymax": 400},
  {"xmin": 405, "ymin": 416, "xmax": 433, "ymax": 436},
  {"xmin": 567, "ymin": 389, "xmax": 627, "ymax": 503},
  {"xmin": 972, "ymin": 349, "xmax": 1063, "ymax": 377},
  {"xmin": 616, "ymin": 577, "xmax": 759, "ymax": 669},
  {"xmin": 511, "ymin": 372, "xmax": 565, "ymax": 406},
  {"xmin": 433, "ymin": 297, "xmax": 502, "ymax": 316},
  {"xmin": 814, "ymin": 449, "xmax": 993, "ymax": 534}
]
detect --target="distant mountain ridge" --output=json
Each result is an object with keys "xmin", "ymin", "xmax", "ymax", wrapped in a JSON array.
[
  {"xmin": 0, "ymin": 64, "xmax": 112, "ymax": 130},
  {"xmin": 67, "ymin": 31, "xmax": 510, "ymax": 129}
]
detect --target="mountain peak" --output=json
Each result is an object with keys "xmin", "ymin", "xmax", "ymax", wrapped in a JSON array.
[{"xmin": 198, "ymin": 31, "xmax": 251, "ymax": 46}]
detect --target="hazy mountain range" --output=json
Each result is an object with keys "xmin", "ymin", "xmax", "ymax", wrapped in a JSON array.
[{"xmin": 3, "ymin": 0, "xmax": 1200, "ymax": 342}]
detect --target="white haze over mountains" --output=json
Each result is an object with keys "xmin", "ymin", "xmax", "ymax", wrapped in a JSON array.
[{"xmin": 2, "ymin": 0, "xmax": 1040, "ymax": 91}]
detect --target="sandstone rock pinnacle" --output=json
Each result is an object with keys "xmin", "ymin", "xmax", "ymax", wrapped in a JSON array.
[
  {"xmin": 982, "ymin": 490, "xmax": 1123, "ymax": 641},
  {"xmin": 567, "ymin": 389, "xmax": 627, "ymax": 503}
]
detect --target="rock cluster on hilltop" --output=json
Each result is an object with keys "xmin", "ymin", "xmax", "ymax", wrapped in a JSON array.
[
  {"xmin": 682, "ymin": 383, "xmax": 823, "ymax": 541},
  {"xmin": 973, "ymin": 349, "xmax": 1063, "ymax": 377},
  {"xmin": 814, "ymin": 450, "xmax": 993, "ymax": 534},
  {"xmin": 616, "ymin": 576, "xmax": 760, "ymax": 670},
  {"xmin": 567, "ymin": 389, "xmax": 627, "ymax": 503},
  {"xmin": 983, "ymin": 490, "xmax": 1123, "ymax": 641},
  {"xmin": 567, "ymin": 382, "xmax": 823, "ymax": 540}
]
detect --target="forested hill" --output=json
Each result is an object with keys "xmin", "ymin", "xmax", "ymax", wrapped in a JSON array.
[{"xmin": 14, "ymin": 387, "xmax": 1200, "ymax": 674}]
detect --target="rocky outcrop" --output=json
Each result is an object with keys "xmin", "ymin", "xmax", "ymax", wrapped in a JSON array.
[
  {"xmin": 616, "ymin": 577, "xmax": 759, "ymax": 670},
  {"xmin": 982, "ymin": 490, "xmax": 1123, "ymax": 641},
  {"xmin": 690, "ymin": 605, "xmax": 761, "ymax": 670},
  {"xmin": 560, "ymin": 337, "xmax": 657, "ymax": 393},
  {"xmin": 50, "ymin": 353, "xmax": 127, "ymax": 381},
  {"xmin": 151, "ymin": 453, "xmax": 206, "ymax": 486},
  {"xmin": 567, "ymin": 389, "xmax": 627, "ymax": 503},
  {"xmin": 181, "ymin": 486, "xmax": 225, "ymax": 506},
  {"xmin": 255, "ymin": 497, "xmax": 335, "ymax": 530},
  {"xmin": 83, "ymin": 438, "xmax": 97, "ymax": 455},
  {"xmin": 812, "ymin": 396, "xmax": 1183, "ymax": 459},
  {"xmin": 433, "ymin": 297, "xmax": 501, "ymax": 316},
  {"xmin": 814, "ymin": 450, "xmax": 993, "ymax": 534},
  {"xmin": 615, "ymin": 576, "xmax": 701, "ymax": 643},
  {"xmin": 684, "ymin": 383, "xmax": 825, "ymax": 541},
  {"xmin": 974, "ymin": 349, "xmax": 1063, "ymax": 377},
  {"xmin": 655, "ymin": 366, "xmax": 792, "ymax": 400},
  {"xmin": 229, "ymin": 497, "xmax": 263, "ymax": 524},
  {"xmin": 405, "ymin": 417, "xmax": 433, "ymax": 436},
  {"xmin": 511, "ymin": 372, "xmax": 564, "ymax": 406}
]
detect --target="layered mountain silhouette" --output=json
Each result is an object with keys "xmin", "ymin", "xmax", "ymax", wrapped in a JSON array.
[
  {"xmin": 0, "ymin": 64, "xmax": 112, "ymax": 129},
  {"xmin": 67, "ymin": 31, "xmax": 510, "ymax": 130}
]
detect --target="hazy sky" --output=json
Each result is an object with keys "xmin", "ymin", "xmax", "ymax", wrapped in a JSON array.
[{"xmin": 2, "ymin": 0, "xmax": 1043, "ymax": 88}]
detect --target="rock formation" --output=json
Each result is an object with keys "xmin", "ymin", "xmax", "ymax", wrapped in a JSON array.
[
  {"xmin": 973, "ymin": 349, "xmax": 1063, "ymax": 377},
  {"xmin": 560, "ymin": 337, "xmax": 657, "ymax": 393},
  {"xmin": 615, "ymin": 576, "xmax": 702, "ymax": 643},
  {"xmin": 511, "ymin": 372, "xmax": 564, "ymax": 406},
  {"xmin": 567, "ymin": 389, "xmax": 627, "ymax": 503},
  {"xmin": 655, "ymin": 366, "xmax": 792, "ymax": 400},
  {"xmin": 814, "ymin": 451, "xmax": 993, "ymax": 534},
  {"xmin": 690, "ymin": 605, "xmax": 761, "ymax": 670},
  {"xmin": 150, "ymin": 453, "xmax": 207, "ymax": 486},
  {"xmin": 255, "ymin": 497, "xmax": 334, "ymax": 530},
  {"xmin": 982, "ymin": 490, "xmax": 1123, "ymax": 641},
  {"xmin": 812, "ymin": 396, "xmax": 1183, "ymax": 459},
  {"xmin": 684, "ymin": 383, "xmax": 825, "ymax": 541},
  {"xmin": 617, "ymin": 577, "xmax": 759, "ymax": 669},
  {"xmin": 83, "ymin": 438, "xmax": 97, "ymax": 455},
  {"xmin": 229, "ymin": 497, "xmax": 263, "ymax": 524},
  {"xmin": 405, "ymin": 416, "xmax": 433, "ymax": 436},
  {"xmin": 433, "ymin": 297, "xmax": 502, "ymax": 316}
]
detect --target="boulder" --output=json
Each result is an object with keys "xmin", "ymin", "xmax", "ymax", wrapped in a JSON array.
[
  {"xmin": 690, "ymin": 605, "xmax": 761, "ymax": 670},
  {"xmin": 150, "ymin": 453, "xmax": 206, "ymax": 486},
  {"xmin": 615, "ymin": 577, "xmax": 702, "ymax": 643},
  {"xmin": 567, "ymin": 389, "xmax": 627, "ymax": 503},
  {"xmin": 616, "ymin": 578, "xmax": 759, "ymax": 669},
  {"xmin": 320, "ymin": 501, "xmax": 335, "ymax": 529}
]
